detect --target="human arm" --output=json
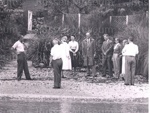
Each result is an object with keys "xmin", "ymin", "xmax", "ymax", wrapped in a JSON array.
[
  {"xmin": 49, "ymin": 48, "xmax": 54, "ymax": 67},
  {"xmin": 122, "ymin": 46, "xmax": 126, "ymax": 54},
  {"xmin": 11, "ymin": 42, "xmax": 18, "ymax": 53},
  {"xmin": 105, "ymin": 41, "xmax": 113, "ymax": 55},
  {"xmin": 101, "ymin": 43, "xmax": 106, "ymax": 55},
  {"xmin": 68, "ymin": 42, "xmax": 74, "ymax": 53},
  {"xmin": 75, "ymin": 41, "xmax": 79, "ymax": 53},
  {"xmin": 93, "ymin": 40, "xmax": 96, "ymax": 57},
  {"xmin": 81, "ymin": 41, "xmax": 85, "ymax": 58}
]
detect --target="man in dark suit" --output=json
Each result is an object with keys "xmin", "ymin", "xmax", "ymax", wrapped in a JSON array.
[
  {"xmin": 82, "ymin": 32, "xmax": 96, "ymax": 76},
  {"xmin": 101, "ymin": 34, "xmax": 114, "ymax": 78}
]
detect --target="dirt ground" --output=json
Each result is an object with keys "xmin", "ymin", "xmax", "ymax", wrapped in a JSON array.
[{"xmin": 0, "ymin": 60, "xmax": 148, "ymax": 102}]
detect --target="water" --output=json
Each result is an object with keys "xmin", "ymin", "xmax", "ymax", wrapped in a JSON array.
[{"xmin": 0, "ymin": 100, "xmax": 148, "ymax": 113}]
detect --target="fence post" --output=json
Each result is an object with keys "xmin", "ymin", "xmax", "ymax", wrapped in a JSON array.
[
  {"xmin": 126, "ymin": 15, "xmax": 128, "ymax": 25},
  {"xmin": 110, "ymin": 16, "xmax": 112, "ymax": 23},
  {"xmin": 78, "ymin": 13, "xmax": 81, "ymax": 35},
  {"xmin": 62, "ymin": 13, "xmax": 65, "ymax": 27}
]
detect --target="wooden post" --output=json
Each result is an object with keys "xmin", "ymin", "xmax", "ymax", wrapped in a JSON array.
[
  {"xmin": 62, "ymin": 13, "xmax": 65, "ymax": 26},
  {"xmin": 78, "ymin": 13, "xmax": 81, "ymax": 29},
  {"xmin": 28, "ymin": 10, "xmax": 33, "ymax": 31},
  {"xmin": 126, "ymin": 15, "xmax": 128, "ymax": 25},
  {"xmin": 110, "ymin": 16, "xmax": 112, "ymax": 23}
]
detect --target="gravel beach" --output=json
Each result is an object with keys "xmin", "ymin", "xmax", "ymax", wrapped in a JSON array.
[{"xmin": 0, "ymin": 60, "xmax": 148, "ymax": 103}]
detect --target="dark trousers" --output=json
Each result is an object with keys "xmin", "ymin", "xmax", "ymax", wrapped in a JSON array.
[
  {"xmin": 44, "ymin": 51, "xmax": 50, "ymax": 67},
  {"xmin": 86, "ymin": 57, "xmax": 96, "ymax": 76},
  {"xmin": 52, "ymin": 59, "xmax": 62, "ymax": 88},
  {"xmin": 102, "ymin": 55, "xmax": 113, "ymax": 77},
  {"xmin": 17, "ymin": 52, "xmax": 31, "ymax": 80},
  {"xmin": 125, "ymin": 56, "xmax": 136, "ymax": 85},
  {"xmin": 112, "ymin": 54, "xmax": 120, "ymax": 78}
]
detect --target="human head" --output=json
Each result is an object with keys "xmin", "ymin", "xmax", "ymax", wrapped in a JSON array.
[
  {"xmin": 52, "ymin": 38, "xmax": 59, "ymax": 45},
  {"xmin": 19, "ymin": 35, "xmax": 24, "ymax": 42},
  {"xmin": 71, "ymin": 36, "xmax": 75, "ymax": 41},
  {"xmin": 61, "ymin": 36, "xmax": 67, "ymax": 42},
  {"xmin": 128, "ymin": 36, "xmax": 134, "ymax": 43},
  {"xmin": 103, "ymin": 34, "xmax": 109, "ymax": 40},
  {"xmin": 115, "ymin": 38, "xmax": 120, "ymax": 44},
  {"xmin": 86, "ymin": 32, "xmax": 90, "ymax": 39},
  {"xmin": 123, "ymin": 39, "xmax": 128, "ymax": 46}
]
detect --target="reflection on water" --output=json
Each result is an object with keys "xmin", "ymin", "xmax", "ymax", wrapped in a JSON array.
[{"xmin": 0, "ymin": 100, "xmax": 148, "ymax": 113}]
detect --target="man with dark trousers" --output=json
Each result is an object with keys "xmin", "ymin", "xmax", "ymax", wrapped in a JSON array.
[
  {"xmin": 50, "ymin": 39, "xmax": 62, "ymax": 89},
  {"xmin": 11, "ymin": 35, "xmax": 31, "ymax": 81},
  {"xmin": 101, "ymin": 34, "xmax": 114, "ymax": 78}
]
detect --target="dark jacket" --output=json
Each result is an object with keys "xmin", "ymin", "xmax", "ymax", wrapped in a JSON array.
[
  {"xmin": 101, "ymin": 39, "xmax": 113, "ymax": 56},
  {"xmin": 82, "ymin": 38, "xmax": 96, "ymax": 66}
]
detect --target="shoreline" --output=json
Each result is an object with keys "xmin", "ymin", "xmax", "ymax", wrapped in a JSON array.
[{"xmin": 0, "ymin": 94, "xmax": 148, "ymax": 104}]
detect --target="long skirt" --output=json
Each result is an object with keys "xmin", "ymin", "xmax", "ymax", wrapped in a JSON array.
[
  {"xmin": 70, "ymin": 49, "xmax": 78, "ymax": 68},
  {"xmin": 122, "ymin": 56, "xmax": 126, "ymax": 75},
  {"xmin": 61, "ymin": 56, "xmax": 72, "ymax": 70}
]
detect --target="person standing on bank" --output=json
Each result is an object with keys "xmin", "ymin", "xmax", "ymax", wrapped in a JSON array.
[
  {"xmin": 50, "ymin": 39, "xmax": 63, "ymax": 89},
  {"xmin": 101, "ymin": 34, "xmax": 113, "ymax": 78},
  {"xmin": 112, "ymin": 38, "xmax": 122, "ymax": 79},
  {"xmin": 11, "ymin": 35, "xmax": 31, "ymax": 81},
  {"xmin": 122, "ymin": 36, "xmax": 139, "ymax": 85},
  {"xmin": 69, "ymin": 36, "xmax": 79, "ymax": 74},
  {"xmin": 120, "ymin": 39, "xmax": 128, "ymax": 80},
  {"xmin": 82, "ymin": 32, "xmax": 96, "ymax": 76},
  {"xmin": 60, "ymin": 36, "xmax": 72, "ymax": 78}
]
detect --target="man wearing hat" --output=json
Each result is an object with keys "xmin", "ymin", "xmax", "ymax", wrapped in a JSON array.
[
  {"xmin": 101, "ymin": 34, "xmax": 114, "ymax": 78},
  {"xmin": 82, "ymin": 32, "xmax": 96, "ymax": 76},
  {"xmin": 11, "ymin": 35, "xmax": 31, "ymax": 81}
]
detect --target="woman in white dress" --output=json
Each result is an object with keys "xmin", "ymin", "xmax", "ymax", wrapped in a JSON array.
[
  {"xmin": 121, "ymin": 40, "xmax": 128, "ymax": 80},
  {"xmin": 60, "ymin": 36, "xmax": 72, "ymax": 78}
]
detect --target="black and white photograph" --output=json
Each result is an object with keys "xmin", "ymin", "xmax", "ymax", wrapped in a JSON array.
[{"xmin": 0, "ymin": 0, "xmax": 149, "ymax": 113}]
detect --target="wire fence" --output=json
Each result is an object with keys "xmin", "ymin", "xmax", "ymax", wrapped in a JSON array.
[{"xmin": 0, "ymin": 12, "xmax": 147, "ymax": 71}]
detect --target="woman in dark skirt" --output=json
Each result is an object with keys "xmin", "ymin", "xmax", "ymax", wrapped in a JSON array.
[{"xmin": 68, "ymin": 36, "xmax": 79, "ymax": 74}]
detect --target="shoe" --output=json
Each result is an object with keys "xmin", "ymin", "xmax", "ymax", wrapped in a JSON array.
[
  {"xmin": 26, "ymin": 78, "xmax": 32, "ymax": 80},
  {"xmin": 102, "ymin": 75, "xmax": 106, "ymax": 77},
  {"xmin": 87, "ymin": 74, "xmax": 91, "ymax": 76},
  {"xmin": 122, "ymin": 77, "xmax": 125, "ymax": 81},
  {"xmin": 93, "ymin": 75, "xmax": 97, "ymax": 77},
  {"xmin": 17, "ymin": 79, "xmax": 21, "ymax": 81},
  {"xmin": 53, "ymin": 87, "xmax": 61, "ymax": 89},
  {"xmin": 124, "ymin": 83, "xmax": 129, "ymax": 85}
]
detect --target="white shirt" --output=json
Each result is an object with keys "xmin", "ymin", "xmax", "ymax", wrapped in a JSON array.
[
  {"xmin": 68, "ymin": 41, "xmax": 79, "ymax": 52},
  {"xmin": 122, "ymin": 42, "xmax": 139, "ymax": 56},
  {"xmin": 12, "ymin": 40, "xmax": 25, "ymax": 54},
  {"xmin": 51, "ymin": 44, "xmax": 62, "ymax": 60}
]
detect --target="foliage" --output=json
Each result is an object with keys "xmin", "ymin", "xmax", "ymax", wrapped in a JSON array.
[{"xmin": 0, "ymin": 1, "xmax": 26, "ymax": 67}]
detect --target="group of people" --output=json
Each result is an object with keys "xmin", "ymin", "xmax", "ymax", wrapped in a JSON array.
[
  {"xmin": 101, "ymin": 34, "xmax": 139, "ymax": 86},
  {"xmin": 11, "ymin": 32, "xmax": 139, "ymax": 89}
]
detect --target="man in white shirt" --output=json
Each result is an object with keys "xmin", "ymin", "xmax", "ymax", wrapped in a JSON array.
[
  {"xmin": 50, "ymin": 38, "xmax": 62, "ymax": 89},
  {"xmin": 122, "ymin": 36, "xmax": 139, "ymax": 85},
  {"xmin": 11, "ymin": 35, "xmax": 31, "ymax": 81}
]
